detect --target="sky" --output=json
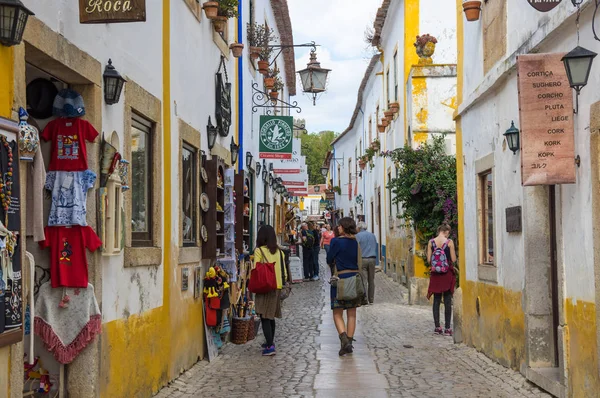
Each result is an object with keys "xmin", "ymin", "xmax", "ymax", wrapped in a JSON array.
[{"xmin": 287, "ymin": 0, "xmax": 381, "ymax": 134}]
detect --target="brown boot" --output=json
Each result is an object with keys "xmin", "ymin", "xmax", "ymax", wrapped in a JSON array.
[
  {"xmin": 347, "ymin": 337, "xmax": 354, "ymax": 353},
  {"xmin": 338, "ymin": 332, "xmax": 351, "ymax": 356}
]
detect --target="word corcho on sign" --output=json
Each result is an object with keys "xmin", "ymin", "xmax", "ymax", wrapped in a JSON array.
[
  {"xmin": 259, "ymin": 116, "xmax": 294, "ymax": 159},
  {"xmin": 517, "ymin": 53, "xmax": 575, "ymax": 186},
  {"xmin": 79, "ymin": 0, "xmax": 146, "ymax": 24}
]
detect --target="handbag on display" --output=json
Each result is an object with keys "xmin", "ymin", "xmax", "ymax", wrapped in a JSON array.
[
  {"xmin": 278, "ymin": 250, "xmax": 292, "ymax": 301},
  {"xmin": 248, "ymin": 248, "xmax": 277, "ymax": 294}
]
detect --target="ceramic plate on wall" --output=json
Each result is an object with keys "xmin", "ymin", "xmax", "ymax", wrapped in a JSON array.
[
  {"xmin": 201, "ymin": 225, "xmax": 208, "ymax": 242},
  {"xmin": 200, "ymin": 193, "xmax": 210, "ymax": 212},
  {"xmin": 201, "ymin": 168, "xmax": 209, "ymax": 183}
]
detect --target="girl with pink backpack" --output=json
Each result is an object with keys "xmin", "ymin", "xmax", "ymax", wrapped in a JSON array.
[{"xmin": 426, "ymin": 223, "xmax": 457, "ymax": 336}]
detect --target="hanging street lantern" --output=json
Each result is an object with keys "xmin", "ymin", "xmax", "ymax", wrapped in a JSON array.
[
  {"xmin": 262, "ymin": 166, "xmax": 268, "ymax": 181},
  {"xmin": 297, "ymin": 50, "xmax": 331, "ymax": 106},
  {"xmin": 269, "ymin": 173, "xmax": 274, "ymax": 187},
  {"xmin": 503, "ymin": 121, "xmax": 520, "ymax": 155},
  {"xmin": 0, "ymin": 0, "xmax": 33, "ymax": 47},
  {"xmin": 103, "ymin": 59, "xmax": 127, "ymax": 105},
  {"xmin": 206, "ymin": 116, "xmax": 218, "ymax": 150},
  {"xmin": 230, "ymin": 137, "xmax": 239, "ymax": 165},
  {"xmin": 245, "ymin": 151, "xmax": 253, "ymax": 169},
  {"xmin": 562, "ymin": 46, "xmax": 597, "ymax": 113},
  {"xmin": 255, "ymin": 160, "xmax": 262, "ymax": 176}
]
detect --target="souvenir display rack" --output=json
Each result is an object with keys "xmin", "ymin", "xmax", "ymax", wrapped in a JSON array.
[
  {"xmin": 234, "ymin": 172, "xmax": 253, "ymax": 254},
  {"xmin": 202, "ymin": 157, "xmax": 225, "ymax": 259}
]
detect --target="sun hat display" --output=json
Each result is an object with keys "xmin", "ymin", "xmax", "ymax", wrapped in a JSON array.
[
  {"xmin": 26, "ymin": 78, "xmax": 59, "ymax": 119},
  {"xmin": 52, "ymin": 88, "xmax": 86, "ymax": 118}
]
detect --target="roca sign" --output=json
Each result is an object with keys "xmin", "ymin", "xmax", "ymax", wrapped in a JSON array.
[{"xmin": 79, "ymin": 0, "xmax": 146, "ymax": 24}]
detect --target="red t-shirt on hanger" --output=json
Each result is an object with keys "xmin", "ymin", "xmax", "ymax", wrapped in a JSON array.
[
  {"xmin": 39, "ymin": 226, "xmax": 102, "ymax": 288},
  {"xmin": 41, "ymin": 118, "xmax": 99, "ymax": 171}
]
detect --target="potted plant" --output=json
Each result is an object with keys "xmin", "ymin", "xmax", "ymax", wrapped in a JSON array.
[
  {"xmin": 358, "ymin": 158, "xmax": 367, "ymax": 170},
  {"xmin": 381, "ymin": 118, "xmax": 389, "ymax": 128},
  {"xmin": 269, "ymin": 76, "xmax": 284, "ymax": 102},
  {"xmin": 247, "ymin": 22, "xmax": 277, "ymax": 60},
  {"xmin": 264, "ymin": 66, "xmax": 279, "ymax": 90},
  {"xmin": 230, "ymin": 42, "xmax": 244, "ymax": 58},
  {"xmin": 213, "ymin": 16, "xmax": 228, "ymax": 33},
  {"xmin": 213, "ymin": 0, "xmax": 238, "ymax": 32},
  {"xmin": 389, "ymin": 102, "xmax": 400, "ymax": 114},
  {"xmin": 377, "ymin": 123, "xmax": 385, "ymax": 133},
  {"xmin": 202, "ymin": 1, "xmax": 219, "ymax": 19},
  {"xmin": 462, "ymin": 0, "xmax": 482, "ymax": 22},
  {"xmin": 257, "ymin": 46, "xmax": 273, "ymax": 74},
  {"xmin": 370, "ymin": 139, "xmax": 381, "ymax": 152},
  {"xmin": 384, "ymin": 110, "xmax": 394, "ymax": 121},
  {"xmin": 332, "ymin": 186, "xmax": 342, "ymax": 195}
]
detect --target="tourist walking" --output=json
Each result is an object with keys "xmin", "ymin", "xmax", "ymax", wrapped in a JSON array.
[
  {"xmin": 300, "ymin": 223, "xmax": 315, "ymax": 281},
  {"xmin": 326, "ymin": 217, "xmax": 363, "ymax": 356},
  {"xmin": 310, "ymin": 222, "xmax": 321, "ymax": 281},
  {"xmin": 321, "ymin": 224, "xmax": 335, "ymax": 256},
  {"xmin": 356, "ymin": 222, "xmax": 379, "ymax": 305},
  {"xmin": 426, "ymin": 223, "xmax": 457, "ymax": 336},
  {"xmin": 253, "ymin": 225, "xmax": 288, "ymax": 356}
]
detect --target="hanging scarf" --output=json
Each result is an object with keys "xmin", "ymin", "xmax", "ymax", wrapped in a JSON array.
[{"xmin": 34, "ymin": 282, "xmax": 101, "ymax": 364}]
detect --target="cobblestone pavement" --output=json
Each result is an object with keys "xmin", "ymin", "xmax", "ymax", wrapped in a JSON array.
[{"xmin": 155, "ymin": 254, "xmax": 550, "ymax": 398}]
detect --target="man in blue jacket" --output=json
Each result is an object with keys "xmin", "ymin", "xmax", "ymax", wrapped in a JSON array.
[{"xmin": 356, "ymin": 222, "xmax": 379, "ymax": 304}]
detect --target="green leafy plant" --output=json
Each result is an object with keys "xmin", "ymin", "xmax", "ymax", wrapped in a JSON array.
[
  {"xmin": 332, "ymin": 186, "xmax": 342, "ymax": 194},
  {"xmin": 272, "ymin": 76, "xmax": 284, "ymax": 92},
  {"xmin": 218, "ymin": 0, "xmax": 239, "ymax": 18},
  {"xmin": 382, "ymin": 135, "xmax": 458, "ymax": 283}
]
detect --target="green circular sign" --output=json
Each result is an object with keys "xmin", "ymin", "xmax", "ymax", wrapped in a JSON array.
[{"xmin": 260, "ymin": 118, "xmax": 292, "ymax": 151}]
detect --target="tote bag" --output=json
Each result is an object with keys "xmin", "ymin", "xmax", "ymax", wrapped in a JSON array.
[
  {"xmin": 335, "ymin": 238, "xmax": 366, "ymax": 301},
  {"xmin": 248, "ymin": 248, "xmax": 277, "ymax": 294}
]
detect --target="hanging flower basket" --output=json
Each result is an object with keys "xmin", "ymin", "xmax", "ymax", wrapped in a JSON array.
[
  {"xmin": 230, "ymin": 43, "xmax": 244, "ymax": 58},
  {"xmin": 213, "ymin": 16, "xmax": 228, "ymax": 33},
  {"xmin": 264, "ymin": 77, "xmax": 275, "ymax": 90},
  {"xmin": 463, "ymin": 1, "xmax": 482, "ymax": 21},
  {"xmin": 249, "ymin": 46, "xmax": 261, "ymax": 59},
  {"xmin": 258, "ymin": 60, "xmax": 269, "ymax": 75},
  {"xmin": 377, "ymin": 124, "xmax": 385, "ymax": 133},
  {"xmin": 202, "ymin": 1, "xmax": 219, "ymax": 19}
]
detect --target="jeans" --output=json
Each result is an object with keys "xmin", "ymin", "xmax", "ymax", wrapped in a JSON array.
[
  {"xmin": 433, "ymin": 291, "xmax": 452, "ymax": 329},
  {"xmin": 302, "ymin": 247, "xmax": 313, "ymax": 279},
  {"xmin": 312, "ymin": 247, "xmax": 320, "ymax": 277},
  {"xmin": 361, "ymin": 258, "xmax": 376, "ymax": 303},
  {"xmin": 324, "ymin": 244, "xmax": 330, "ymax": 255}
]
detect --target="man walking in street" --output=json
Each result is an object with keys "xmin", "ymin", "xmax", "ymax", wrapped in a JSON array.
[
  {"xmin": 310, "ymin": 223, "xmax": 321, "ymax": 281},
  {"xmin": 356, "ymin": 222, "xmax": 379, "ymax": 304},
  {"xmin": 300, "ymin": 223, "xmax": 315, "ymax": 281}
]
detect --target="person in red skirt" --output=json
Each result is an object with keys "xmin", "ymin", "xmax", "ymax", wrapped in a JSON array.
[{"xmin": 426, "ymin": 223, "xmax": 457, "ymax": 336}]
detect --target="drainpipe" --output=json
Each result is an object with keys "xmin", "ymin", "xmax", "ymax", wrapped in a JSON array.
[
  {"xmin": 358, "ymin": 106, "xmax": 366, "ymax": 221},
  {"xmin": 237, "ymin": 0, "xmax": 244, "ymax": 172}
]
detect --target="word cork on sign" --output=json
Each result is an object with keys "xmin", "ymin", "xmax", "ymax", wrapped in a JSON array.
[
  {"xmin": 517, "ymin": 53, "xmax": 576, "ymax": 186},
  {"xmin": 79, "ymin": 0, "xmax": 146, "ymax": 24}
]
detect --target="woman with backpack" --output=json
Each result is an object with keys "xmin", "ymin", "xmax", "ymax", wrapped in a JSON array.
[
  {"xmin": 326, "ymin": 217, "xmax": 363, "ymax": 356},
  {"xmin": 253, "ymin": 225, "xmax": 289, "ymax": 356},
  {"xmin": 426, "ymin": 223, "xmax": 457, "ymax": 336}
]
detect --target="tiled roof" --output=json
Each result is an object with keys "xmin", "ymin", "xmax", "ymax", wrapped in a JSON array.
[
  {"xmin": 270, "ymin": 0, "xmax": 297, "ymax": 96},
  {"xmin": 371, "ymin": 0, "xmax": 392, "ymax": 47},
  {"xmin": 331, "ymin": 54, "xmax": 380, "ymax": 145}
]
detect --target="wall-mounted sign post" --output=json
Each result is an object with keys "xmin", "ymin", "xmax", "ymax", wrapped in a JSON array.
[
  {"xmin": 79, "ymin": 0, "xmax": 146, "ymax": 24},
  {"xmin": 517, "ymin": 53, "xmax": 575, "ymax": 186}
]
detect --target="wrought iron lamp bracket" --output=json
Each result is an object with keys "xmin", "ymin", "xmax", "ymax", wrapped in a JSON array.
[
  {"xmin": 266, "ymin": 41, "xmax": 319, "ymax": 67},
  {"xmin": 251, "ymin": 82, "xmax": 302, "ymax": 114}
]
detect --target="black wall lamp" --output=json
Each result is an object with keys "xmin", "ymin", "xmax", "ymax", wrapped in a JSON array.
[
  {"xmin": 504, "ymin": 121, "xmax": 520, "ymax": 154},
  {"xmin": 207, "ymin": 117, "xmax": 218, "ymax": 150},
  {"xmin": 246, "ymin": 151, "xmax": 253, "ymax": 169},
  {"xmin": 255, "ymin": 160, "xmax": 262, "ymax": 175},
  {"xmin": 268, "ymin": 173, "xmax": 274, "ymax": 187},
  {"xmin": 0, "ymin": 0, "xmax": 33, "ymax": 47},
  {"xmin": 269, "ymin": 162, "xmax": 274, "ymax": 172},
  {"xmin": 230, "ymin": 137, "xmax": 239, "ymax": 165},
  {"xmin": 103, "ymin": 59, "xmax": 127, "ymax": 105},
  {"xmin": 562, "ymin": 46, "xmax": 597, "ymax": 114}
]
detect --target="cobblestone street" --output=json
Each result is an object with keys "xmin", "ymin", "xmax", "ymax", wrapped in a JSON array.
[{"xmin": 156, "ymin": 254, "xmax": 550, "ymax": 398}]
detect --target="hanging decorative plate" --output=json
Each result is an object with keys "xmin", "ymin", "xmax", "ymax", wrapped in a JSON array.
[
  {"xmin": 201, "ymin": 225, "xmax": 208, "ymax": 242},
  {"xmin": 201, "ymin": 167, "xmax": 208, "ymax": 183},
  {"xmin": 201, "ymin": 193, "xmax": 210, "ymax": 212},
  {"xmin": 216, "ymin": 221, "xmax": 221, "ymax": 231}
]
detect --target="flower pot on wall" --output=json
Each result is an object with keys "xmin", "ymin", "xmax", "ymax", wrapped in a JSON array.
[
  {"xmin": 384, "ymin": 110, "xmax": 394, "ymax": 121},
  {"xmin": 389, "ymin": 102, "xmax": 400, "ymax": 113},
  {"xmin": 230, "ymin": 43, "xmax": 244, "ymax": 58},
  {"xmin": 264, "ymin": 77, "xmax": 275, "ymax": 90},
  {"xmin": 381, "ymin": 119, "xmax": 389, "ymax": 127},
  {"xmin": 203, "ymin": 1, "xmax": 219, "ymax": 19},
  {"xmin": 269, "ymin": 91, "xmax": 279, "ymax": 102},
  {"xmin": 249, "ymin": 46, "xmax": 261, "ymax": 59},
  {"xmin": 377, "ymin": 124, "xmax": 385, "ymax": 133},
  {"xmin": 463, "ymin": 1, "xmax": 482, "ymax": 21},
  {"xmin": 258, "ymin": 60, "xmax": 269, "ymax": 75},
  {"xmin": 213, "ymin": 16, "xmax": 228, "ymax": 33}
]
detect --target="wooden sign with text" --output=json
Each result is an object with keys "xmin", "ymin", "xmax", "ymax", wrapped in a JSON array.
[
  {"xmin": 527, "ymin": 0, "xmax": 562, "ymax": 12},
  {"xmin": 517, "ymin": 53, "xmax": 575, "ymax": 186},
  {"xmin": 79, "ymin": 0, "xmax": 146, "ymax": 24}
]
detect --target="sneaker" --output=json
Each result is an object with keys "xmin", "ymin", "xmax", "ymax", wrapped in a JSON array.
[
  {"xmin": 312, "ymin": 275, "xmax": 320, "ymax": 281},
  {"xmin": 260, "ymin": 343, "xmax": 268, "ymax": 350},
  {"xmin": 444, "ymin": 328, "xmax": 453, "ymax": 336},
  {"xmin": 262, "ymin": 345, "xmax": 276, "ymax": 356},
  {"xmin": 434, "ymin": 327, "xmax": 443, "ymax": 335}
]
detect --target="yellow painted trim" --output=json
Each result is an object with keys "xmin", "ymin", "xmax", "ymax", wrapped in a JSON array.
[
  {"xmin": 455, "ymin": 0, "xmax": 465, "ymax": 288},
  {"xmin": 0, "ymin": 46, "xmax": 13, "ymax": 119},
  {"xmin": 403, "ymin": 0, "xmax": 419, "ymax": 142}
]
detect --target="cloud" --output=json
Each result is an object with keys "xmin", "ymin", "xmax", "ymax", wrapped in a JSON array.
[{"xmin": 288, "ymin": 0, "xmax": 381, "ymax": 134}]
